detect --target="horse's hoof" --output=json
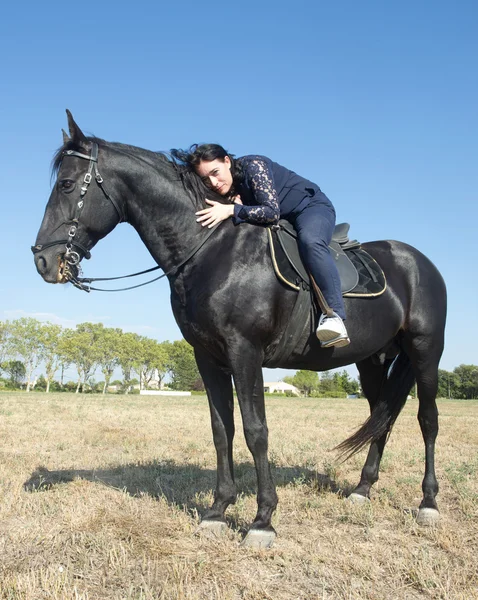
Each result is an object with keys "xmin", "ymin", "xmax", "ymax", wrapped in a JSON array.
[
  {"xmin": 347, "ymin": 493, "xmax": 370, "ymax": 505},
  {"xmin": 196, "ymin": 520, "xmax": 228, "ymax": 537},
  {"xmin": 241, "ymin": 528, "xmax": 276, "ymax": 549},
  {"xmin": 416, "ymin": 507, "xmax": 440, "ymax": 526}
]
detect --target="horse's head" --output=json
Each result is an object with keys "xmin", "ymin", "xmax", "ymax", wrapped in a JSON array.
[{"xmin": 32, "ymin": 110, "xmax": 125, "ymax": 284}]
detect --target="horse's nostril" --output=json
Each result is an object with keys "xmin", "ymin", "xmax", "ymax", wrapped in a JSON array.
[{"xmin": 36, "ymin": 256, "xmax": 47, "ymax": 275}]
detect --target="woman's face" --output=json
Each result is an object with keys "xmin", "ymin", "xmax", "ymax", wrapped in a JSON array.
[{"xmin": 196, "ymin": 155, "xmax": 233, "ymax": 195}]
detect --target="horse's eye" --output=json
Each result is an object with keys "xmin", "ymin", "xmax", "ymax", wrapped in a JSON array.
[{"xmin": 59, "ymin": 179, "xmax": 75, "ymax": 193}]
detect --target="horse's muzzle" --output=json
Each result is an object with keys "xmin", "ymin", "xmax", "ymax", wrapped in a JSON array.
[{"xmin": 33, "ymin": 250, "xmax": 74, "ymax": 284}]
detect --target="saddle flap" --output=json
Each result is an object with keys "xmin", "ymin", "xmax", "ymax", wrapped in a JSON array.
[
  {"xmin": 329, "ymin": 241, "xmax": 359, "ymax": 293},
  {"xmin": 273, "ymin": 221, "xmax": 359, "ymax": 294},
  {"xmin": 269, "ymin": 221, "xmax": 386, "ymax": 297}
]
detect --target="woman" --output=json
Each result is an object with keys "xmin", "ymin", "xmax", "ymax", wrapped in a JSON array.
[{"xmin": 171, "ymin": 144, "xmax": 349, "ymax": 348}]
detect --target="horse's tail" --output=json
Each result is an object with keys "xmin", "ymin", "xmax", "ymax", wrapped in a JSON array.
[{"xmin": 335, "ymin": 352, "xmax": 415, "ymax": 460}]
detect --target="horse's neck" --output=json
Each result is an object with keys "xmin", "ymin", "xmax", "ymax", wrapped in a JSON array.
[{"xmin": 120, "ymin": 159, "xmax": 206, "ymax": 272}]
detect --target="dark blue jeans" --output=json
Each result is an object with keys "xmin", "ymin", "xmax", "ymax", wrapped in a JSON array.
[{"xmin": 290, "ymin": 192, "xmax": 346, "ymax": 320}]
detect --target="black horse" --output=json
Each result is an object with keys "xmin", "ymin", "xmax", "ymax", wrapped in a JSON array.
[{"xmin": 33, "ymin": 111, "xmax": 446, "ymax": 547}]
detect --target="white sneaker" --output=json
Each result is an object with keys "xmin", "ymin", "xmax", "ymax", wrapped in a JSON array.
[{"xmin": 316, "ymin": 312, "xmax": 350, "ymax": 348}]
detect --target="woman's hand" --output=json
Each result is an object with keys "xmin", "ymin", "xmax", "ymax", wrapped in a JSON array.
[{"xmin": 195, "ymin": 199, "xmax": 235, "ymax": 228}]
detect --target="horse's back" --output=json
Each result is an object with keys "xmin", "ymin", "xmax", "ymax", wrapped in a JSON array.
[
  {"xmin": 362, "ymin": 239, "xmax": 447, "ymax": 331},
  {"xmin": 362, "ymin": 239, "xmax": 446, "ymax": 295}
]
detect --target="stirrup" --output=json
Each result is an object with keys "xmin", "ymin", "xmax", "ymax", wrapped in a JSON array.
[{"xmin": 320, "ymin": 334, "xmax": 350, "ymax": 348}]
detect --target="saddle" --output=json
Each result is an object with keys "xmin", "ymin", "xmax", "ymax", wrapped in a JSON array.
[
  {"xmin": 264, "ymin": 221, "xmax": 386, "ymax": 367},
  {"xmin": 267, "ymin": 221, "xmax": 386, "ymax": 297}
]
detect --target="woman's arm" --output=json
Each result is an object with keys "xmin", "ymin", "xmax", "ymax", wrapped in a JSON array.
[
  {"xmin": 194, "ymin": 158, "xmax": 280, "ymax": 228},
  {"xmin": 233, "ymin": 158, "xmax": 280, "ymax": 225}
]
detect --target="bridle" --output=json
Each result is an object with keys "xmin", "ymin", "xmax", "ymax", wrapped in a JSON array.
[
  {"xmin": 32, "ymin": 142, "xmax": 218, "ymax": 292},
  {"xmin": 31, "ymin": 142, "xmax": 125, "ymax": 267}
]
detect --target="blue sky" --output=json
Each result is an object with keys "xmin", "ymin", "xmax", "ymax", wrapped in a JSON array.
[{"xmin": 1, "ymin": 1, "xmax": 477, "ymax": 382}]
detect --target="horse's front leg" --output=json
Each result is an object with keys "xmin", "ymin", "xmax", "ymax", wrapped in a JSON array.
[
  {"xmin": 231, "ymin": 343, "xmax": 278, "ymax": 548},
  {"xmin": 195, "ymin": 350, "xmax": 237, "ymax": 534}
]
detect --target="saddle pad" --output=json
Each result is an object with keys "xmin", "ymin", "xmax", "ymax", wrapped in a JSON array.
[
  {"xmin": 343, "ymin": 249, "xmax": 387, "ymax": 297},
  {"xmin": 267, "ymin": 222, "xmax": 386, "ymax": 298}
]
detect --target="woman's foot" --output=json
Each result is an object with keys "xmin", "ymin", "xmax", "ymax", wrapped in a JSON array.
[{"xmin": 316, "ymin": 312, "xmax": 350, "ymax": 348}]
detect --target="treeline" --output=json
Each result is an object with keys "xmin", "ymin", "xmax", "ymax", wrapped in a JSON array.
[
  {"xmin": 0, "ymin": 318, "xmax": 202, "ymax": 394},
  {"xmin": 438, "ymin": 366, "xmax": 478, "ymax": 400},
  {"xmin": 2, "ymin": 319, "xmax": 476, "ymax": 399},
  {"xmin": 285, "ymin": 366, "xmax": 478, "ymax": 400},
  {"xmin": 283, "ymin": 370, "xmax": 360, "ymax": 398}
]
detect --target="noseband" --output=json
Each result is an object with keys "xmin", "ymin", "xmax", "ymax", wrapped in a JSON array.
[{"xmin": 31, "ymin": 142, "xmax": 125, "ymax": 266}]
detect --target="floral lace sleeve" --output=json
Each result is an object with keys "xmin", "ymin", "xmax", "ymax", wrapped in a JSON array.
[{"xmin": 233, "ymin": 158, "xmax": 280, "ymax": 225}]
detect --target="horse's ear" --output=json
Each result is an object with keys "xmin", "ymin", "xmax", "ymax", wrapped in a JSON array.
[
  {"xmin": 66, "ymin": 109, "xmax": 88, "ymax": 145},
  {"xmin": 62, "ymin": 129, "xmax": 70, "ymax": 144}
]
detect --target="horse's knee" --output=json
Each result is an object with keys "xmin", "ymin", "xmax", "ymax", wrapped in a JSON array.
[
  {"xmin": 243, "ymin": 423, "xmax": 269, "ymax": 453},
  {"xmin": 211, "ymin": 430, "xmax": 234, "ymax": 453}
]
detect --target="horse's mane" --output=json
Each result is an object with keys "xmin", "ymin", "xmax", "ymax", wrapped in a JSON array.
[{"xmin": 51, "ymin": 137, "xmax": 223, "ymax": 210}]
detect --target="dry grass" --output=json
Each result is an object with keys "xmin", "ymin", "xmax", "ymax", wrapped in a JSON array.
[{"xmin": 0, "ymin": 392, "xmax": 477, "ymax": 599}]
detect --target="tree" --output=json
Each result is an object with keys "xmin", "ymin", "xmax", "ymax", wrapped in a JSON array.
[
  {"xmin": 169, "ymin": 339, "xmax": 203, "ymax": 391},
  {"xmin": 454, "ymin": 364, "xmax": 478, "ymax": 399},
  {"xmin": 60, "ymin": 323, "xmax": 103, "ymax": 393},
  {"xmin": 284, "ymin": 369, "xmax": 359, "ymax": 397},
  {"xmin": 117, "ymin": 332, "xmax": 142, "ymax": 393},
  {"xmin": 3, "ymin": 360, "xmax": 26, "ymax": 387},
  {"xmin": 346, "ymin": 377, "xmax": 360, "ymax": 395},
  {"xmin": 33, "ymin": 374, "xmax": 48, "ymax": 391},
  {"xmin": 332, "ymin": 372, "xmax": 345, "ymax": 396},
  {"xmin": 9, "ymin": 318, "xmax": 44, "ymax": 392},
  {"xmin": 57, "ymin": 328, "xmax": 75, "ymax": 389},
  {"xmin": 41, "ymin": 322, "xmax": 63, "ymax": 393},
  {"xmin": 155, "ymin": 341, "xmax": 173, "ymax": 389},
  {"xmin": 438, "ymin": 365, "xmax": 478, "ymax": 399},
  {"xmin": 437, "ymin": 369, "xmax": 459, "ymax": 399},
  {"xmin": 96, "ymin": 327, "xmax": 122, "ymax": 394},
  {"xmin": 336, "ymin": 370, "xmax": 359, "ymax": 395},
  {"xmin": 291, "ymin": 370, "xmax": 319, "ymax": 397},
  {"xmin": 75, "ymin": 323, "xmax": 105, "ymax": 392},
  {"xmin": 58, "ymin": 328, "xmax": 81, "ymax": 392},
  {"xmin": 319, "ymin": 371, "xmax": 334, "ymax": 396},
  {"xmin": 136, "ymin": 337, "xmax": 170, "ymax": 390},
  {"xmin": 0, "ymin": 321, "xmax": 11, "ymax": 368}
]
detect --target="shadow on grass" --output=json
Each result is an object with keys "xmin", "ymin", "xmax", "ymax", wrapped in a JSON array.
[{"xmin": 24, "ymin": 461, "xmax": 354, "ymax": 528}]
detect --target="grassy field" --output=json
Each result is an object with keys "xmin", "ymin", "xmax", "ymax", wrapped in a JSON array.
[{"xmin": 0, "ymin": 392, "xmax": 477, "ymax": 599}]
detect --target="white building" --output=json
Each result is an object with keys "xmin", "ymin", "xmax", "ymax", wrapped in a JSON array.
[{"xmin": 263, "ymin": 381, "xmax": 301, "ymax": 396}]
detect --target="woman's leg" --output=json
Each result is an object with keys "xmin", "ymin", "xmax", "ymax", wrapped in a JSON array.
[{"xmin": 292, "ymin": 194, "xmax": 346, "ymax": 320}]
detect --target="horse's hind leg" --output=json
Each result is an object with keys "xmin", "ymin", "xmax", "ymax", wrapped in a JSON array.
[
  {"xmin": 348, "ymin": 357, "xmax": 394, "ymax": 502},
  {"xmin": 195, "ymin": 350, "xmax": 237, "ymax": 534}
]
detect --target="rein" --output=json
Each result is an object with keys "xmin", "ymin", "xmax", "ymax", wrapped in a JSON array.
[
  {"xmin": 69, "ymin": 225, "xmax": 218, "ymax": 292},
  {"xmin": 32, "ymin": 142, "xmax": 218, "ymax": 293}
]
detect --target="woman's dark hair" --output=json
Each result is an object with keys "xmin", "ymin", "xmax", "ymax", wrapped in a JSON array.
[{"xmin": 170, "ymin": 143, "xmax": 244, "ymax": 196}]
